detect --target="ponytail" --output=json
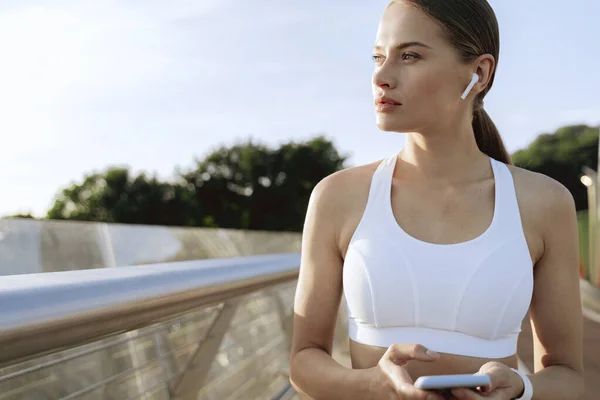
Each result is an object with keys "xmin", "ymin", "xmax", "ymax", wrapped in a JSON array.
[{"xmin": 472, "ymin": 108, "xmax": 512, "ymax": 165}]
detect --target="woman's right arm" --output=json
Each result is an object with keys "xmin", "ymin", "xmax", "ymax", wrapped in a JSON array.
[
  {"xmin": 289, "ymin": 174, "xmax": 372, "ymax": 399},
  {"xmin": 288, "ymin": 173, "xmax": 443, "ymax": 400}
]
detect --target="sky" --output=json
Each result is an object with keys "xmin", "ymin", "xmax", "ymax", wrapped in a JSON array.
[{"xmin": 0, "ymin": 0, "xmax": 599, "ymax": 217}]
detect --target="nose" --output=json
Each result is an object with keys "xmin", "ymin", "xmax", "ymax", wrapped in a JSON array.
[{"xmin": 372, "ymin": 65, "xmax": 396, "ymax": 89}]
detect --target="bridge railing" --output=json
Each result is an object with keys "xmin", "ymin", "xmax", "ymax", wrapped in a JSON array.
[{"xmin": 0, "ymin": 253, "xmax": 337, "ymax": 400}]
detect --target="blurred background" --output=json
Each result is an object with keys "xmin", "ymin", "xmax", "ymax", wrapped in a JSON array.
[{"xmin": 0, "ymin": 1, "xmax": 599, "ymax": 399}]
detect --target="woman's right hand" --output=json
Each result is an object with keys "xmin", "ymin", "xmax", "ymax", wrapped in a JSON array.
[{"xmin": 364, "ymin": 343, "xmax": 444, "ymax": 400}]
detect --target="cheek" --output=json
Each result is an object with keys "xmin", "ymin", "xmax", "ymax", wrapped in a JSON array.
[{"xmin": 404, "ymin": 68, "xmax": 460, "ymax": 114}]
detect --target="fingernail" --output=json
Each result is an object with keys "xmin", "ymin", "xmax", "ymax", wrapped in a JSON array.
[{"xmin": 426, "ymin": 349, "xmax": 439, "ymax": 358}]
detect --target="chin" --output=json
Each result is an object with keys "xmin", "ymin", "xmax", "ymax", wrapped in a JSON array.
[{"xmin": 375, "ymin": 115, "xmax": 406, "ymax": 133}]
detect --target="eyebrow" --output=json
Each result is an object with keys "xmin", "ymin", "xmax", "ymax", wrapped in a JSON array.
[{"xmin": 372, "ymin": 41, "xmax": 432, "ymax": 51}]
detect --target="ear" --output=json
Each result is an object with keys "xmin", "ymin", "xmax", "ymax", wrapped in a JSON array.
[{"xmin": 472, "ymin": 54, "xmax": 495, "ymax": 95}]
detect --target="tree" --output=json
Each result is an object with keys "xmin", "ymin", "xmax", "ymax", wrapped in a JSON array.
[
  {"xmin": 46, "ymin": 135, "xmax": 348, "ymax": 231},
  {"xmin": 511, "ymin": 124, "xmax": 599, "ymax": 211},
  {"xmin": 47, "ymin": 167, "xmax": 196, "ymax": 226},
  {"xmin": 179, "ymin": 135, "xmax": 348, "ymax": 231},
  {"xmin": 3, "ymin": 213, "xmax": 36, "ymax": 219}
]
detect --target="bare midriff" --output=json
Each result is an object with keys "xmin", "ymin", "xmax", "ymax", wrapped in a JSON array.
[{"xmin": 349, "ymin": 338, "xmax": 518, "ymax": 379}]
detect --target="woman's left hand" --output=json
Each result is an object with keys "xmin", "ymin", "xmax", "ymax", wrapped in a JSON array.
[{"xmin": 450, "ymin": 361, "xmax": 525, "ymax": 399}]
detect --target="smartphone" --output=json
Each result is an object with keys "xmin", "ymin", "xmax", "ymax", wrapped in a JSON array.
[{"xmin": 413, "ymin": 374, "xmax": 491, "ymax": 391}]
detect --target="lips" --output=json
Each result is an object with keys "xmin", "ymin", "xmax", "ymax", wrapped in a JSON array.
[
  {"xmin": 375, "ymin": 95, "xmax": 402, "ymax": 113},
  {"xmin": 375, "ymin": 96, "xmax": 401, "ymax": 106}
]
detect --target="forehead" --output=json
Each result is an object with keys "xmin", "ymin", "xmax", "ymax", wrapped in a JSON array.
[{"xmin": 375, "ymin": 2, "xmax": 445, "ymax": 47}]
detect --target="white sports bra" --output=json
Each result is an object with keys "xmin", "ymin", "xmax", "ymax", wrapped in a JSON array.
[{"xmin": 342, "ymin": 154, "xmax": 533, "ymax": 358}]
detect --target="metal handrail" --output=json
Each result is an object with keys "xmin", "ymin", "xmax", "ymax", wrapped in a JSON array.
[{"xmin": 0, "ymin": 253, "xmax": 301, "ymax": 366}]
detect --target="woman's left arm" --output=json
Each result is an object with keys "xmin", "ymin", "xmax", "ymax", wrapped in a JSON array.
[
  {"xmin": 453, "ymin": 180, "xmax": 585, "ymax": 399},
  {"xmin": 523, "ymin": 182, "xmax": 584, "ymax": 399}
]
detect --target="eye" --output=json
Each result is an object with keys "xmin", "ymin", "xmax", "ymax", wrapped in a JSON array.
[
  {"xmin": 401, "ymin": 52, "xmax": 420, "ymax": 61},
  {"xmin": 372, "ymin": 54, "xmax": 384, "ymax": 64}
]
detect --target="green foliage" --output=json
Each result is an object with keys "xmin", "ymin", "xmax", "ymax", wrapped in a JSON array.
[
  {"xmin": 46, "ymin": 136, "xmax": 347, "ymax": 231},
  {"xmin": 46, "ymin": 167, "xmax": 196, "ymax": 226},
  {"xmin": 4, "ymin": 213, "xmax": 36, "ymax": 219},
  {"xmin": 178, "ymin": 135, "xmax": 348, "ymax": 231},
  {"xmin": 578, "ymin": 210, "xmax": 589, "ymax": 281},
  {"xmin": 512, "ymin": 125, "xmax": 599, "ymax": 211}
]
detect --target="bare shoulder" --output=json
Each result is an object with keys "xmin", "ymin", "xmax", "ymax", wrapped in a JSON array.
[
  {"xmin": 505, "ymin": 164, "xmax": 577, "ymax": 256},
  {"xmin": 315, "ymin": 160, "xmax": 379, "ymax": 199},
  {"xmin": 309, "ymin": 159, "xmax": 383, "ymax": 255},
  {"xmin": 506, "ymin": 164, "xmax": 575, "ymax": 212}
]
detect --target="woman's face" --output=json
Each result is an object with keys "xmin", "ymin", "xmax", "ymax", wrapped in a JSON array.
[{"xmin": 372, "ymin": 2, "xmax": 474, "ymax": 133}]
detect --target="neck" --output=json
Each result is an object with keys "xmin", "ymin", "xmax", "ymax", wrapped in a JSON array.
[{"xmin": 397, "ymin": 121, "xmax": 489, "ymax": 184}]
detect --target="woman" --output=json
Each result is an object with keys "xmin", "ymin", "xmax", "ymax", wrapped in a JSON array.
[{"xmin": 289, "ymin": 0, "xmax": 584, "ymax": 399}]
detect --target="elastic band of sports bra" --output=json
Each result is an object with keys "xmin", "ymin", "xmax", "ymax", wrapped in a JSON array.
[{"xmin": 348, "ymin": 319, "xmax": 518, "ymax": 359}]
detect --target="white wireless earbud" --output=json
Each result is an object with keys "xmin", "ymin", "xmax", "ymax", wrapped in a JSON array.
[{"xmin": 460, "ymin": 73, "xmax": 479, "ymax": 100}]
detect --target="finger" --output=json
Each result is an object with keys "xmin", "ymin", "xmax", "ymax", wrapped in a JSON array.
[
  {"xmin": 451, "ymin": 388, "xmax": 483, "ymax": 400},
  {"xmin": 476, "ymin": 385, "xmax": 491, "ymax": 394},
  {"xmin": 476, "ymin": 362, "xmax": 507, "ymax": 391},
  {"xmin": 380, "ymin": 356, "xmax": 415, "ymax": 388},
  {"xmin": 478, "ymin": 380, "xmax": 496, "ymax": 395},
  {"xmin": 381, "ymin": 364, "xmax": 441, "ymax": 400},
  {"xmin": 397, "ymin": 385, "xmax": 443, "ymax": 400},
  {"xmin": 388, "ymin": 343, "xmax": 440, "ymax": 365},
  {"xmin": 473, "ymin": 373, "xmax": 493, "ymax": 393}
]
